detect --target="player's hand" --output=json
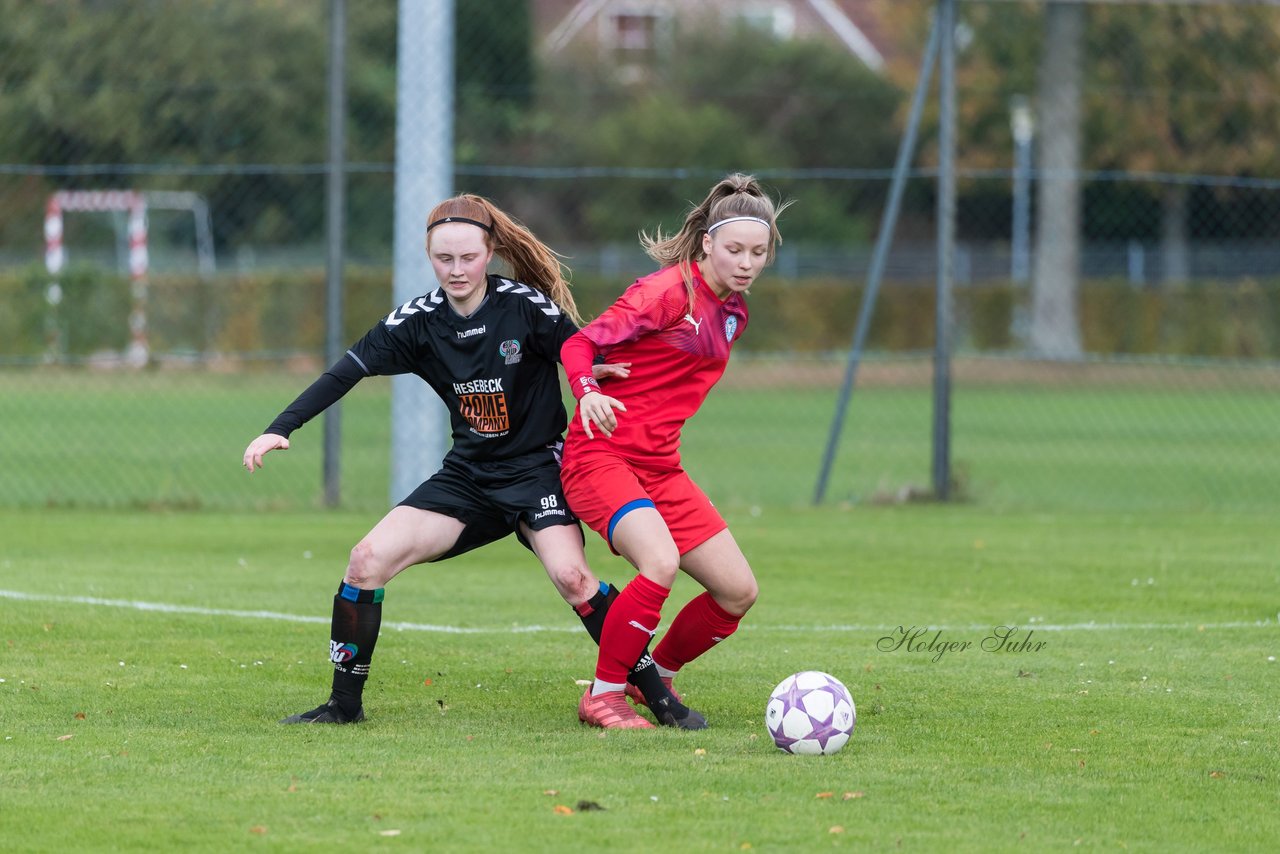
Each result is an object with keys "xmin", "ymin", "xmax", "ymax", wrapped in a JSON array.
[
  {"xmin": 591, "ymin": 361, "xmax": 631, "ymax": 381},
  {"xmin": 243, "ymin": 433, "xmax": 289, "ymax": 472},
  {"xmin": 579, "ymin": 390, "xmax": 626, "ymax": 440}
]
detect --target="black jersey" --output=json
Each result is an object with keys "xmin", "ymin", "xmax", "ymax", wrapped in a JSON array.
[{"xmin": 265, "ymin": 275, "xmax": 579, "ymax": 462}]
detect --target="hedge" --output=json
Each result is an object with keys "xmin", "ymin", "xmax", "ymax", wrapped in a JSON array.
[{"xmin": 3, "ymin": 264, "xmax": 1277, "ymax": 360}]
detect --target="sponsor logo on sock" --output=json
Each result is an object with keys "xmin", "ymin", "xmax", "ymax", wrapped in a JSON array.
[
  {"xmin": 330, "ymin": 641, "xmax": 358, "ymax": 663},
  {"xmin": 628, "ymin": 620, "xmax": 658, "ymax": 638}
]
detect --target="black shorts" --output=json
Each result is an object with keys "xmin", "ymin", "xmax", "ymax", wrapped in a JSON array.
[{"xmin": 398, "ymin": 444, "xmax": 581, "ymax": 562}]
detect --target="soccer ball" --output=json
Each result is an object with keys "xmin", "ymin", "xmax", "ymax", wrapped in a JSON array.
[{"xmin": 765, "ymin": 671, "xmax": 856, "ymax": 755}]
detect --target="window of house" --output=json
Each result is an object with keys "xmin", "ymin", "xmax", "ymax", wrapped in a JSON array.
[
  {"xmin": 613, "ymin": 13, "xmax": 660, "ymax": 51},
  {"xmin": 735, "ymin": 3, "xmax": 796, "ymax": 40}
]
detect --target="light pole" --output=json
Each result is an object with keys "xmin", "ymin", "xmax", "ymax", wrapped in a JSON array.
[{"xmin": 1010, "ymin": 95, "xmax": 1034, "ymax": 284}]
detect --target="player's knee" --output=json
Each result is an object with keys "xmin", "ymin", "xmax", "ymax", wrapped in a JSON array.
[
  {"xmin": 345, "ymin": 539, "xmax": 384, "ymax": 587},
  {"xmin": 550, "ymin": 562, "xmax": 597, "ymax": 605},
  {"xmin": 639, "ymin": 552, "xmax": 679, "ymax": 588},
  {"xmin": 718, "ymin": 574, "xmax": 758, "ymax": 615},
  {"xmin": 733, "ymin": 576, "xmax": 760, "ymax": 614}
]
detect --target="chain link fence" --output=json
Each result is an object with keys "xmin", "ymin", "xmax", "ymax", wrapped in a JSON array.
[{"xmin": 2, "ymin": 0, "xmax": 1278, "ymax": 514}]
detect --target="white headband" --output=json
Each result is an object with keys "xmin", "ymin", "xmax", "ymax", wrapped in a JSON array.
[{"xmin": 707, "ymin": 215, "xmax": 771, "ymax": 233}]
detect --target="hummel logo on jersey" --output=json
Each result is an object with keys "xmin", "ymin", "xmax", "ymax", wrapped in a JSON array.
[
  {"xmin": 628, "ymin": 620, "xmax": 658, "ymax": 638},
  {"xmin": 457, "ymin": 325, "xmax": 486, "ymax": 339},
  {"xmin": 683, "ymin": 313, "xmax": 703, "ymax": 334}
]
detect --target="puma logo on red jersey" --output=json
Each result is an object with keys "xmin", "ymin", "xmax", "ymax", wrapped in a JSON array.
[{"xmin": 682, "ymin": 313, "xmax": 703, "ymax": 334}]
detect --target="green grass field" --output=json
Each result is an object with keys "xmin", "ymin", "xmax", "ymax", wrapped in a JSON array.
[
  {"xmin": 2, "ymin": 360, "xmax": 1278, "ymax": 849},
  {"xmin": 2, "ymin": 359, "xmax": 1279, "ymax": 514},
  {"xmin": 2, "ymin": 505, "xmax": 1277, "ymax": 851}
]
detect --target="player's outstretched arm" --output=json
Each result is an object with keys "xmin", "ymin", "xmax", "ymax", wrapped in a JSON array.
[
  {"xmin": 243, "ymin": 433, "xmax": 290, "ymax": 472},
  {"xmin": 578, "ymin": 391, "xmax": 626, "ymax": 440}
]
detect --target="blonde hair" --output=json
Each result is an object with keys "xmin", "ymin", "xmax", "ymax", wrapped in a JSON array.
[
  {"xmin": 426, "ymin": 194, "xmax": 582, "ymax": 325},
  {"xmin": 641, "ymin": 173, "xmax": 790, "ymax": 311}
]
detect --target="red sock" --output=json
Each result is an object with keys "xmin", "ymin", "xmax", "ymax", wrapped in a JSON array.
[
  {"xmin": 653, "ymin": 592, "xmax": 742, "ymax": 672},
  {"xmin": 595, "ymin": 574, "xmax": 670, "ymax": 685}
]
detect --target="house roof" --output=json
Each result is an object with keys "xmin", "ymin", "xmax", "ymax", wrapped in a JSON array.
[{"xmin": 535, "ymin": 0, "xmax": 891, "ymax": 73}]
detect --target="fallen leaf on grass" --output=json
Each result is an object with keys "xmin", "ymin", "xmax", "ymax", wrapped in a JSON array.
[
  {"xmin": 56, "ymin": 734, "xmax": 73, "ymax": 741},
  {"xmin": 379, "ymin": 830, "xmax": 401, "ymax": 837},
  {"xmin": 815, "ymin": 792, "xmax": 834, "ymax": 799},
  {"xmin": 830, "ymin": 826, "xmax": 845, "ymax": 834},
  {"xmin": 542, "ymin": 789, "xmax": 559, "ymax": 796},
  {"xmin": 576, "ymin": 800, "xmax": 605, "ymax": 812},
  {"xmin": 74, "ymin": 712, "xmax": 86, "ymax": 720},
  {"xmin": 553, "ymin": 805, "xmax": 573, "ymax": 815},
  {"xmin": 694, "ymin": 748, "xmax": 706, "ymax": 756},
  {"xmin": 422, "ymin": 679, "xmax": 432, "ymax": 686},
  {"xmin": 1209, "ymin": 770, "xmax": 1226, "ymax": 779},
  {"xmin": 249, "ymin": 826, "xmax": 267, "ymax": 835},
  {"xmin": 843, "ymin": 791, "xmax": 865, "ymax": 800}
]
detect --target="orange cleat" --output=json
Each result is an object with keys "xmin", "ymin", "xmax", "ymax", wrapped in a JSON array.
[{"xmin": 578, "ymin": 689, "xmax": 655, "ymax": 729}]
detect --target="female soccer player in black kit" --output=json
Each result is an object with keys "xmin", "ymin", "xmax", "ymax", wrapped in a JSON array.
[{"xmin": 243, "ymin": 194, "xmax": 704, "ymax": 728}]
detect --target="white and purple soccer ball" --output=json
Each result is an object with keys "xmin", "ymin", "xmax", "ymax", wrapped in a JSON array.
[{"xmin": 765, "ymin": 671, "xmax": 856, "ymax": 755}]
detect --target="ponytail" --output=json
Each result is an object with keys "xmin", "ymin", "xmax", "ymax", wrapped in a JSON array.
[
  {"xmin": 426, "ymin": 194, "xmax": 582, "ymax": 325},
  {"xmin": 640, "ymin": 173, "xmax": 790, "ymax": 311}
]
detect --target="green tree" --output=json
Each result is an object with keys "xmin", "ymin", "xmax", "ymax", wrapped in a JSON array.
[
  {"xmin": 1087, "ymin": 3, "xmax": 1280, "ymax": 279},
  {"xmin": 519, "ymin": 23, "xmax": 903, "ymax": 245}
]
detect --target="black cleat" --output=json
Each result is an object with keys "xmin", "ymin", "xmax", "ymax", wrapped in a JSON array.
[
  {"xmin": 279, "ymin": 699, "xmax": 365, "ymax": 725},
  {"xmin": 651, "ymin": 697, "xmax": 709, "ymax": 730},
  {"xmin": 626, "ymin": 680, "xmax": 708, "ymax": 729}
]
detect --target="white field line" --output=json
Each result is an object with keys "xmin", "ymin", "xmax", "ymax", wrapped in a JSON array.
[{"xmin": 0, "ymin": 589, "xmax": 1274, "ymax": 634}]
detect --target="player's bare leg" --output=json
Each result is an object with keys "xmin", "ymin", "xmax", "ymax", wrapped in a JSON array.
[
  {"xmin": 645, "ymin": 529, "xmax": 756, "ymax": 705},
  {"xmin": 525, "ymin": 522, "xmax": 705, "ymax": 729},
  {"xmin": 281, "ymin": 507, "xmax": 464, "ymax": 724}
]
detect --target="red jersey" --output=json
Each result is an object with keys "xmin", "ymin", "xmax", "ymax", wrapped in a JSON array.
[{"xmin": 561, "ymin": 261, "xmax": 748, "ymax": 467}]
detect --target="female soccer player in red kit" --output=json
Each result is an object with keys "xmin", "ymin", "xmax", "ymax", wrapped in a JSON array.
[{"xmin": 561, "ymin": 174, "xmax": 790, "ymax": 729}]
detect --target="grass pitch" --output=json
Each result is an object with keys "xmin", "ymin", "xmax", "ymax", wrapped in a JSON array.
[{"xmin": 2, "ymin": 505, "xmax": 1277, "ymax": 851}]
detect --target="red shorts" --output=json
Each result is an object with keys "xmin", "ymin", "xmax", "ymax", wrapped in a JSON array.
[{"xmin": 561, "ymin": 453, "xmax": 726, "ymax": 556}]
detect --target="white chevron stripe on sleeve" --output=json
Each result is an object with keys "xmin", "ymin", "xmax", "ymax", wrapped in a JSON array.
[
  {"xmin": 497, "ymin": 278, "xmax": 561, "ymax": 317},
  {"xmin": 384, "ymin": 289, "xmax": 441, "ymax": 326}
]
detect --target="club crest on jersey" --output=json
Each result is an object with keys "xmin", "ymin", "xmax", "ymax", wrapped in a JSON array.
[
  {"xmin": 724, "ymin": 315, "xmax": 738, "ymax": 342},
  {"xmin": 499, "ymin": 339, "xmax": 522, "ymax": 365}
]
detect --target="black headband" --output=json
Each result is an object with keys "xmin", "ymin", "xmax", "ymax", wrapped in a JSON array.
[{"xmin": 427, "ymin": 215, "xmax": 494, "ymax": 233}]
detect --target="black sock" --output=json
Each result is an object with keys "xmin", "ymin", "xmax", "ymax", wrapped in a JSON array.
[
  {"xmin": 327, "ymin": 582, "xmax": 383, "ymax": 715},
  {"xmin": 575, "ymin": 583, "xmax": 689, "ymax": 715},
  {"xmin": 573, "ymin": 581, "xmax": 613, "ymax": 644}
]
